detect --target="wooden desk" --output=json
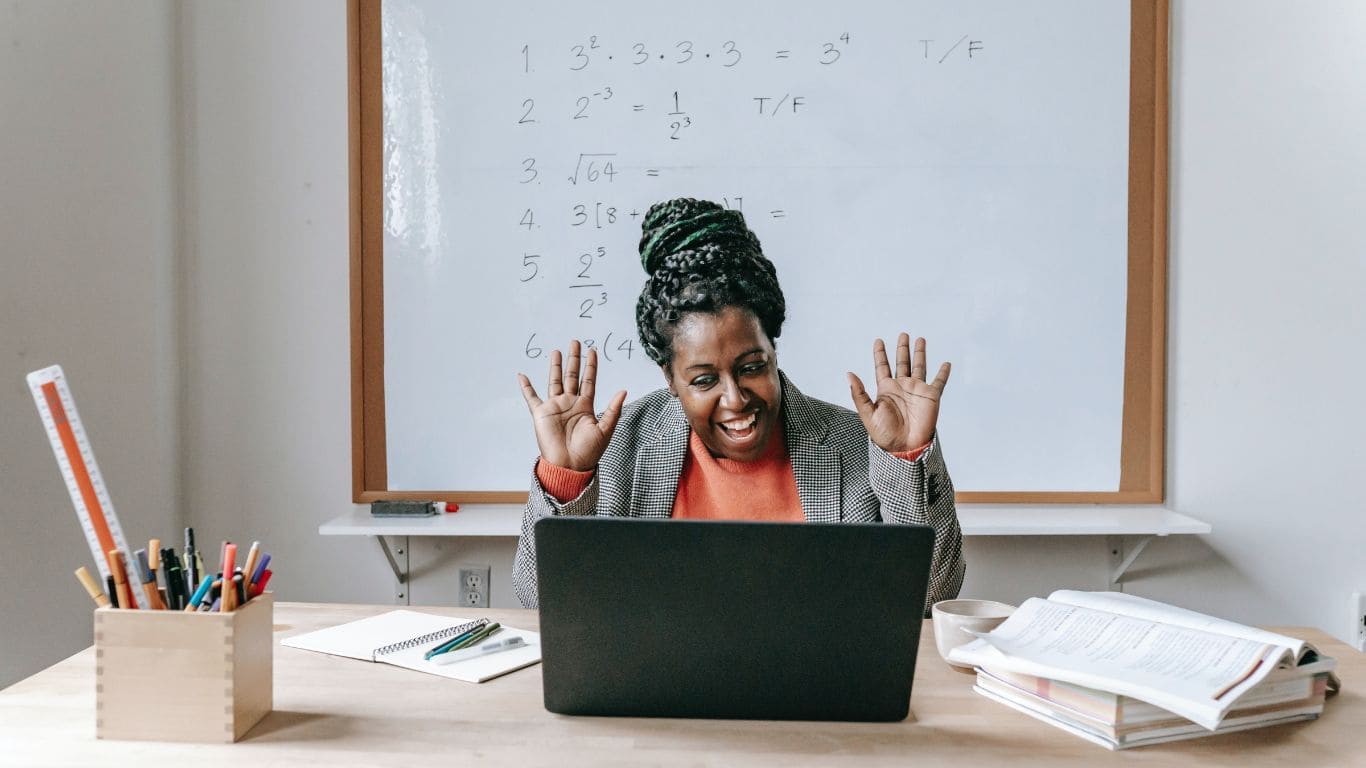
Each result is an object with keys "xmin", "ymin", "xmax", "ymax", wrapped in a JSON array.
[{"xmin": 1, "ymin": 603, "xmax": 1358, "ymax": 767}]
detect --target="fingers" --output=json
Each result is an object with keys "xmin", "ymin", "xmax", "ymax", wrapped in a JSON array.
[
  {"xmin": 547, "ymin": 349, "xmax": 563, "ymax": 397},
  {"xmin": 896, "ymin": 333, "xmax": 912, "ymax": 379},
  {"xmin": 579, "ymin": 347, "xmax": 598, "ymax": 403},
  {"xmin": 930, "ymin": 361, "xmax": 951, "ymax": 391},
  {"xmin": 517, "ymin": 373, "xmax": 543, "ymax": 411},
  {"xmin": 872, "ymin": 338, "xmax": 892, "ymax": 382},
  {"xmin": 847, "ymin": 372, "xmax": 875, "ymax": 422},
  {"xmin": 596, "ymin": 390, "xmax": 628, "ymax": 437},
  {"xmin": 911, "ymin": 335, "xmax": 926, "ymax": 380},
  {"xmin": 564, "ymin": 340, "xmax": 582, "ymax": 396}
]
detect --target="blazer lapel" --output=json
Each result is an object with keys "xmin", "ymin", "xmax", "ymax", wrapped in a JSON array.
[
  {"xmin": 632, "ymin": 397, "xmax": 689, "ymax": 519},
  {"xmin": 781, "ymin": 374, "xmax": 842, "ymax": 524}
]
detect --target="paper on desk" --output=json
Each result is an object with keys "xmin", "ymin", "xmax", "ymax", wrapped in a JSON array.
[{"xmin": 282, "ymin": 609, "xmax": 540, "ymax": 683}]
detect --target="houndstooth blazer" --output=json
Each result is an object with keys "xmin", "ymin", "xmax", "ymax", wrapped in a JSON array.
[{"xmin": 512, "ymin": 372, "xmax": 965, "ymax": 612}]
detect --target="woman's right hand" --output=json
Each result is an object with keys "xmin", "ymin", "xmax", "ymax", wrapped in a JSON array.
[{"xmin": 517, "ymin": 341, "xmax": 628, "ymax": 472}]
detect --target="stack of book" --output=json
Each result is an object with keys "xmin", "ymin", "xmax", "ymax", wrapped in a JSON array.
[{"xmin": 948, "ymin": 591, "xmax": 1340, "ymax": 750}]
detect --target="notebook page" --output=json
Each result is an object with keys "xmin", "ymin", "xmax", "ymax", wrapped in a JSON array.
[{"xmin": 282, "ymin": 610, "xmax": 471, "ymax": 661}]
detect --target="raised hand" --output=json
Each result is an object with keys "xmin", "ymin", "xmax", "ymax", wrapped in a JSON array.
[
  {"xmin": 517, "ymin": 341, "xmax": 628, "ymax": 472},
  {"xmin": 847, "ymin": 334, "xmax": 951, "ymax": 454}
]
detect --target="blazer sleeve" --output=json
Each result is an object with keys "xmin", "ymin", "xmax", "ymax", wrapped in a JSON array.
[
  {"xmin": 512, "ymin": 461, "xmax": 600, "ymax": 609},
  {"xmin": 866, "ymin": 433, "xmax": 966, "ymax": 611}
]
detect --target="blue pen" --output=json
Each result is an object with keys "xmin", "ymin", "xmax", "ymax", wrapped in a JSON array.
[
  {"xmin": 424, "ymin": 621, "xmax": 488, "ymax": 660},
  {"xmin": 250, "ymin": 553, "xmax": 271, "ymax": 587},
  {"xmin": 187, "ymin": 575, "xmax": 212, "ymax": 611}
]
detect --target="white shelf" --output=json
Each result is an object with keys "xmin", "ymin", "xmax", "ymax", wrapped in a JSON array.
[
  {"xmin": 958, "ymin": 506, "xmax": 1211, "ymax": 536},
  {"xmin": 319, "ymin": 505, "xmax": 522, "ymax": 537},
  {"xmin": 319, "ymin": 505, "xmax": 1211, "ymax": 538}
]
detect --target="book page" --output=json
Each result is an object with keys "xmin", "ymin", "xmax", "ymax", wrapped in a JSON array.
[
  {"xmin": 949, "ymin": 597, "xmax": 1290, "ymax": 728},
  {"xmin": 1048, "ymin": 590, "xmax": 1309, "ymax": 660}
]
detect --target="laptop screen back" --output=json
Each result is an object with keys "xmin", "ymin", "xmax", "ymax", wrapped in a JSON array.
[{"xmin": 535, "ymin": 517, "xmax": 933, "ymax": 721}]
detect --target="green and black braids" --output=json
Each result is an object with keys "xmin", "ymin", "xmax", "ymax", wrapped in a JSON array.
[{"xmin": 634, "ymin": 198, "xmax": 786, "ymax": 366}]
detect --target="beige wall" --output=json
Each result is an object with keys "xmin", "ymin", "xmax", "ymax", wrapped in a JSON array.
[
  {"xmin": 3, "ymin": 0, "xmax": 1363, "ymax": 688},
  {"xmin": 0, "ymin": 0, "xmax": 180, "ymax": 687}
]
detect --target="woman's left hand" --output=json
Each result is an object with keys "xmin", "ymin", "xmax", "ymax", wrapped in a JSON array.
[{"xmin": 848, "ymin": 334, "xmax": 951, "ymax": 454}]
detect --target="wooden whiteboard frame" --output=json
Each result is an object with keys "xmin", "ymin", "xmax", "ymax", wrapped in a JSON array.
[{"xmin": 349, "ymin": 0, "xmax": 1169, "ymax": 504}]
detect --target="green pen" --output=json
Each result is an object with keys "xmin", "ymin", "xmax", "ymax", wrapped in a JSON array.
[
  {"xmin": 446, "ymin": 623, "xmax": 501, "ymax": 654},
  {"xmin": 424, "ymin": 622, "xmax": 486, "ymax": 660}
]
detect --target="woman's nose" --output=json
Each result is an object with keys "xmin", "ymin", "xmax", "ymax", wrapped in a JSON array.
[{"xmin": 719, "ymin": 377, "xmax": 748, "ymax": 410}]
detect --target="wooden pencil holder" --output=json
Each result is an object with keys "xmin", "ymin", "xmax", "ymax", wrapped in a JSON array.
[{"xmin": 94, "ymin": 592, "xmax": 273, "ymax": 742}]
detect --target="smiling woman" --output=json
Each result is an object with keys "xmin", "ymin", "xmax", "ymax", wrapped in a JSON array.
[{"xmin": 512, "ymin": 198, "xmax": 965, "ymax": 611}]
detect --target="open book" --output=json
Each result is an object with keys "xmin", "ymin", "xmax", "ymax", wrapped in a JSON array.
[
  {"xmin": 947, "ymin": 590, "xmax": 1339, "ymax": 731},
  {"xmin": 281, "ymin": 610, "xmax": 541, "ymax": 683}
]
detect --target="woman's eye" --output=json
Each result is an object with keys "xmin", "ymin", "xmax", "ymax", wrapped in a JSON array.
[
  {"xmin": 741, "ymin": 362, "xmax": 766, "ymax": 375},
  {"xmin": 690, "ymin": 375, "xmax": 717, "ymax": 388}
]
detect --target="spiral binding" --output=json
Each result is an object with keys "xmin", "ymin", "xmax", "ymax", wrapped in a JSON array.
[{"xmin": 372, "ymin": 618, "xmax": 487, "ymax": 659}]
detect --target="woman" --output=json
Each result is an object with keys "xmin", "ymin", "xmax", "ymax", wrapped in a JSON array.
[{"xmin": 513, "ymin": 198, "xmax": 964, "ymax": 610}]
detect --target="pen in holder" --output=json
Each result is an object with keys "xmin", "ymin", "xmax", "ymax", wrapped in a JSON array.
[{"xmin": 94, "ymin": 592, "xmax": 273, "ymax": 742}]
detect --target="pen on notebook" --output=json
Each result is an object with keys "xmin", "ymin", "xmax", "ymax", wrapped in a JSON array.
[
  {"xmin": 432, "ymin": 636, "xmax": 527, "ymax": 666},
  {"xmin": 424, "ymin": 620, "xmax": 489, "ymax": 660},
  {"xmin": 74, "ymin": 566, "xmax": 111, "ymax": 608},
  {"xmin": 450, "ymin": 623, "xmax": 501, "ymax": 653}
]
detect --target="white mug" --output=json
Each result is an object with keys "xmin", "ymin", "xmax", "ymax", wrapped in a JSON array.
[{"xmin": 931, "ymin": 599, "xmax": 1016, "ymax": 667}]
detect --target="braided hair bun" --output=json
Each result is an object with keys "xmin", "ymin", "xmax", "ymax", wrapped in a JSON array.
[{"xmin": 635, "ymin": 198, "xmax": 786, "ymax": 366}]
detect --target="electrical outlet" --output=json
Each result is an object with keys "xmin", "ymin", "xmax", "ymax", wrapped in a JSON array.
[
  {"xmin": 1353, "ymin": 591, "xmax": 1366, "ymax": 653},
  {"xmin": 459, "ymin": 564, "xmax": 491, "ymax": 609}
]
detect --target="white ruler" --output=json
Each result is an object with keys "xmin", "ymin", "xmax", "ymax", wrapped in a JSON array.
[{"xmin": 27, "ymin": 365, "xmax": 140, "ymax": 608}]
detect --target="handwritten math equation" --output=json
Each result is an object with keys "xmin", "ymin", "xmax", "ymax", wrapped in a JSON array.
[
  {"xmin": 514, "ymin": 195, "xmax": 768, "ymax": 363},
  {"xmin": 510, "ymin": 32, "xmax": 982, "ymax": 363},
  {"xmin": 524, "ymin": 34, "xmax": 853, "ymax": 73}
]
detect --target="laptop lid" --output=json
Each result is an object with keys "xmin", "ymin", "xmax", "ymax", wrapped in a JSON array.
[{"xmin": 534, "ymin": 517, "xmax": 933, "ymax": 721}]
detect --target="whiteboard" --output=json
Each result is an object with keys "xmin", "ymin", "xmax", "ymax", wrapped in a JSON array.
[{"xmin": 375, "ymin": 0, "xmax": 1134, "ymax": 494}]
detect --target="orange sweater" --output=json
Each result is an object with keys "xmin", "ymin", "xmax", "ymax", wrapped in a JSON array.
[{"xmin": 536, "ymin": 435, "xmax": 928, "ymax": 520}]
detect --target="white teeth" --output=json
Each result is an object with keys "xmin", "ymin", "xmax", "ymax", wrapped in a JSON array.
[{"xmin": 721, "ymin": 414, "xmax": 756, "ymax": 432}]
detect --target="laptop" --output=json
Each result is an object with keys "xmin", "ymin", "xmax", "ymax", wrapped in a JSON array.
[{"xmin": 534, "ymin": 517, "xmax": 934, "ymax": 721}]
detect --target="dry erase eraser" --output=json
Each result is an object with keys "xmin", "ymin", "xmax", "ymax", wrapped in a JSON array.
[{"xmin": 370, "ymin": 500, "xmax": 438, "ymax": 517}]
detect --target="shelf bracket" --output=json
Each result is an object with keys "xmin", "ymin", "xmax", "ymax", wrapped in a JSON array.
[
  {"xmin": 1106, "ymin": 535, "xmax": 1154, "ymax": 590},
  {"xmin": 376, "ymin": 536, "xmax": 410, "ymax": 604}
]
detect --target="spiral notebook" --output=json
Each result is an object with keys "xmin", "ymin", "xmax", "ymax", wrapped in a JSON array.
[{"xmin": 281, "ymin": 610, "xmax": 541, "ymax": 683}]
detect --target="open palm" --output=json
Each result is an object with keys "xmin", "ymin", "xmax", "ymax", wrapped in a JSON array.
[
  {"xmin": 847, "ymin": 334, "xmax": 950, "ymax": 454},
  {"xmin": 517, "ymin": 341, "xmax": 627, "ymax": 472}
]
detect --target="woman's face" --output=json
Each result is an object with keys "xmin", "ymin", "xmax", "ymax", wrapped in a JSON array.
[{"xmin": 662, "ymin": 306, "xmax": 783, "ymax": 462}]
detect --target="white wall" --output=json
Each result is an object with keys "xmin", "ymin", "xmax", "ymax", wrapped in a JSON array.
[
  {"xmin": 3, "ymin": 0, "xmax": 1363, "ymax": 687},
  {"xmin": 177, "ymin": 0, "xmax": 389, "ymax": 607},
  {"xmin": 1137, "ymin": 0, "xmax": 1366, "ymax": 634},
  {"xmin": 0, "ymin": 0, "xmax": 179, "ymax": 687}
]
